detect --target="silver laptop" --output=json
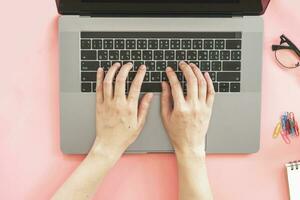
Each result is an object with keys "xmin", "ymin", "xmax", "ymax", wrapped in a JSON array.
[{"xmin": 57, "ymin": 0, "xmax": 270, "ymax": 154}]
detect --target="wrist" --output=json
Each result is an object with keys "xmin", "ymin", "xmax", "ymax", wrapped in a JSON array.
[
  {"xmin": 89, "ymin": 137, "xmax": 123, "ymax": 163},
  {"xmin": 174, "ymin": 145, "xmax": 206, "ymax": 160}
]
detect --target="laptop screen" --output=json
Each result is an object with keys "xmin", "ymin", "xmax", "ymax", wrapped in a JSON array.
[{"xmin": 57, "ymin": 0, "xmax": 269, "ymax": 15}]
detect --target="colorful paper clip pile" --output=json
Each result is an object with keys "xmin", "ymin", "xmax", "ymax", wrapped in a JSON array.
[{"xmin": 273, "ymin": 112, "xmax": 299, "ymax": 144}]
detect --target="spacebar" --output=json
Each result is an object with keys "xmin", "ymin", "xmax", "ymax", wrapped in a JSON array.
[{"xmin": 141, "ymin": 83, "xmax": 162, "ymax": 92}]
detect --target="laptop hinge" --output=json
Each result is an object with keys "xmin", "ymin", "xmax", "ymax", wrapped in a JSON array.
[{"xmin": 79, "ymin": 12, "xmax": 244, "ymax": 18}]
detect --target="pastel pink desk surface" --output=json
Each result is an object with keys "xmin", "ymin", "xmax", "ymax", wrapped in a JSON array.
[{"xmin": 1, "ymin": 0, "xmax": 300, "ymax": 199}]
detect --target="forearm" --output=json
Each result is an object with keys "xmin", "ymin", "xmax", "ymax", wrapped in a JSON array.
[
  {"xmin": 52, "ymin": 141, "xmax": 121, "ymax": 200},
  {"xmin": 176, "ymin": 151, "xmax": 213, "ymax": 200}
]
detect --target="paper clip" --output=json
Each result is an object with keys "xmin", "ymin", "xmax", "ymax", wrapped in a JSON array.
[
  {"xmin": 273, "ymin": 122, "xmax": 281, "ymax": 138},
  {"xmin": 280, "ymin": 113, "xmax": 291, "ymax": 144},
  {"xmin": 295, "ymin": 121, "xmax": 299, "ymax": 137},
  {"xmin": 288, "ymin": 112, "xmax": 296, "ymax": 136}
]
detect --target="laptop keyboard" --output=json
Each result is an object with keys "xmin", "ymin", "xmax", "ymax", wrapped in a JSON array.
[{"xmin": 80, "ymin": 32, "xmax": 242, "ymax": 93}]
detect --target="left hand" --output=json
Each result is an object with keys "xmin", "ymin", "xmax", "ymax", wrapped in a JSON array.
[{"xmin": 92, "ymin": 62, "xmax": 153, "ymax": 158}]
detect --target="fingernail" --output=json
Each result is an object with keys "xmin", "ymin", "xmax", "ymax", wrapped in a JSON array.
[
  {"xmin": 140, "ymin": 65, "xmax": 146, "ymax": 70},
  {"xmin": 98, "ymin": 67, "xmax": 102, "ymax": 72},
  {"xmin": 179, "ymin": 60, "xmax": 186, "ymax": 65},
  {"xmin": 166, "ymin": 67, "xmax": 172, "ymax": 72}
]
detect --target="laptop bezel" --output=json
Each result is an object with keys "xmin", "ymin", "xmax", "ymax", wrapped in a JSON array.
[{"xmin": 56, "ymin": 0, "xmax": 270, "ymax": 16}]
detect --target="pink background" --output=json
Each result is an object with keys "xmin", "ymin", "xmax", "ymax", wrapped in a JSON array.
[{"xmin": 1, "ymin": 0, "xmax": 300, "ymax": 199}]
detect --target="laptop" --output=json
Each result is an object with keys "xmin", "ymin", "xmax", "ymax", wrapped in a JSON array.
[{"xmin": 56, "ymin": 0, "xmax": 270, "ymax": 154}]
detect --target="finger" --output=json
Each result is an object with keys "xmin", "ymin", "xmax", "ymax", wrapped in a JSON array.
[
  {"xmin": 204, "ymin": 72, "xmax": 215, "ymax": 107},
  {"xmin": 103, "ymin": 62, "xmax": 121, "ymax": 100},
  {"xmin": 190, "ymin": 63, "xmax": 207, "ymax": 101},
  {"xmin": 96, "ymin": 67, "xmax": 105, "ymax": 103},
  {"xmin": 166, "ymin": 67, "xmax": 185, "ymax": 107},
  {"xmin": 161, "ymin": 81, "xmax": 172, "ymax": 119},
  {"xmin": 179, "ymin": 61, "xmax": 198, "ymax": 100},
  {"xmin": 138, "ymin": 93, "xmax": 154, "ymax": 126},
  {"xmin": 114, "ymin": 62, "xmax": 133, "ymax": 101},
  {"xmin": 128, "ymin": 65, "xmax": 146, "ymax": 103}
]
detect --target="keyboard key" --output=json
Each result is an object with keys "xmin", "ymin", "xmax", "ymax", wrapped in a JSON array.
[
  {"xmin": 215, "ymin": 40, "xmax": 225, "ymax": 49},
  {"xmin": 231, "ymin": 51, "xmax": 241, "ymax": 60},
  {"xmin": 212, "ymin": 61, "xmax": 221, "ymax": 71},
  {"xmin": 98, "ymin": 50, "xmax": 108, "ymax": 60},
  {"xmin": 151, "ymin": 72, "xmax": 161, "ymax": 81},
  {"xmin": 120, "ymin": 50, "xmax": 130, "ymax": 60},
  {"xmin": 204, "ymin": 40, "xmax": 214, "ymax": 49},
  {"xmin": 143, "ymin": 50, "xmax": 153, "ymax": 60},
  {"xmin": 182, "ymin": 40, "xmax": 192, "ymax": 49},
  {"xmin": 92, "ymin": 39, "xmax": 102, "ymax": 49},
  {"xmin": 140, "ymin": 83, "xmax": 162, "ymax": 92},
  {"xmin": 165, "ymin": 50, "xmax": 175, "ymax": 60},
  {"xmin": 176, "ymin": 51, "xmax": 186, "ymax": 60},
  {"xmin": 209, "ymin": 51, "xmax": 219, "ymax": 60},
  {"xmin": 156, "ymin": 61, "xmax": 167, "ymax": 71},
  {"xmin": 134, "ymin": 61, "xmax": 145, "ymax": 71},
  {"xmin": 171, "ymin": 40, "xmax": 180, "ymax": 49},
  {"xmin": 175, "ymin": 72, "xmax": 183, "ymax": 81},
  {"xmin": 213, "ymin": 82, "xmax": 218, "ymax": 92},
  {"xmin": 126, "ymin": 40, "xmax": 136, "ymax": 49},
  {"xmin": 208, "ymin": 72, "xmax": 216, "ymax": 81},
  {"xmin": 100, "ymin": 61, "xmax": 111, "ymax": 71},
  {"xmin": 226, "ymin": 40, "xmax": 242, "ymax": 49},
  {"xmin": 81, "ymin": 61, "xmax": 99, "ymax": 71},
  {"xmin": 220, "ymin": 51, "xmax": 230, "ymax": 60},
  {"xmin": 148, "ymin": 40, "xmax": 158, "ymax": 49},
  {"xmin": 154, "ymin": 50, "xmax": 164, "ymax": 60},
  {"xmin": 198, "ymin": 51, "xmax": 208, "ymax": 60},
  {"xmin": 200, "ymin": 61, "xmax": 210, "ymax": 71},
  {"xmin": 81, "ymin": 39, "xmax": 91, "ymax": 49},
  {"xmin": 145, "ymin": 61, "xmax": 155, "ymax": 71},
  {"xmin": 137, "ymin": 40, "xmax": 147, "ymax": 49},
  {"xmin": 81, "ymin": 83, "xmax": 91, "ymax": 92},
  {"xmin": 144, "ymin": 72, "xmax": 150, "ymax": 81},
  {"xmin": 81, "ymin": 50, "xmax": 97, "ymax": 60},
  {"xmin": 167, "ymin": 61, "xmax": 178, "ymax": 71},
  {"xmin": 217, "ymin": 72, "xmax": 240, "ymax": 82},
  {"xmin": 187, "ymin": 51, "xmax": 197, "ymax": 60},
  {"xmin": 219, "ymin": 83, "xmax": 229, "ymax": 92},
  {"xmin": 132, "ymin": 50, "xmax": 142, "ymax": 60},
  {"xmin": 82, "ymin": 72, "xmax": 96, "ymax": 81},
  {"xmin": 230, "ymin": 83, "xmax": 240, "ymax": 92},
  {"xmin": 103, "ymin": 39, "xmax": 113, "ymax": 49},
  {"xmin": 162, "ymin": 72, "xmax": 168, "ymax": 81},
  {"xmin": 92, "ymin": 82, "xmax": 96, "ymax": 92},
  {"xmin": 223, "ymin": 61, "xmax": 241, "ymax": 71},
  {"xmin": 109, "ymin": 50, "xmax": 119, "ymax": 60},
  {"xmin": 128, "ymin": 72, "xmax": 136, "ymax": 81},
  {"xmin": 159, "ymin": 40, "xmax": 170, "ymax": 49},
  {"xmin": 193, "ymin": 40, "xmax": 202, "ymax": 49},
  {"xmin": 115, "ymin": 39, "xmax": 125, "ymax": 49}
]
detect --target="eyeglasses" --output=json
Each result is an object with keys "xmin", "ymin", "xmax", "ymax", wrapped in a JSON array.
[{"xmin": 272, "ymin": 35, "xmax": 300, "ymax": 69}]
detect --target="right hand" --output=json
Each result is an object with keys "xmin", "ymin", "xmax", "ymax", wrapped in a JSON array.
[{"xmin": 161, "ymin": 61, "xmax": 215, "ymax": 156}]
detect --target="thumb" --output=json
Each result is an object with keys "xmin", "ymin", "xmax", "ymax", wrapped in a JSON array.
[
  {"xmin": 138, "ymin": 93, "xmax": 154, "ymax": 126},
  {"xmin": 161, "ymin": 81, "xmax": 172, "ymax": 119}
]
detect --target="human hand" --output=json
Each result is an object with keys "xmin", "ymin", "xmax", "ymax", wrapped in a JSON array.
[
  {"xmin": 161, "ymin": 61, "xmax": 215, "ymax": 157},
  {"xmin": 92, "ymin": 62, "xmax": 153, "ymax": 158}
]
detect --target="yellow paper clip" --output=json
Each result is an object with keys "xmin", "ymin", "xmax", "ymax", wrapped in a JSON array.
[{"xmin": 273, "ymin": 122, "xmax": 281, "ymax": 138}]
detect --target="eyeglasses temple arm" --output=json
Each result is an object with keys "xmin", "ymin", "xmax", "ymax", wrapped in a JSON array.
[{"xmin": 280, "ymin": 35, "xmax": 300, "ymax": 57}]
